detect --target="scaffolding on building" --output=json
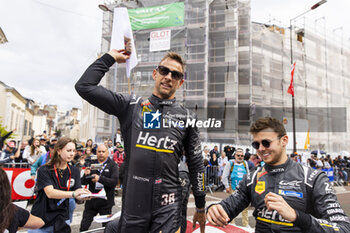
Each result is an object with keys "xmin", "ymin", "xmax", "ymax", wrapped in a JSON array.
[{"xmin": 81, "ymin": 0, "xmax": 350, "ymax": 153}]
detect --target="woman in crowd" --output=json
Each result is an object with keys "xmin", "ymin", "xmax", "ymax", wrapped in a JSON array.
[
  {"xmin": 85, "ymin": 139, "xmax": 97, "ymax": 155},
  {"xmin": 23, "ymin": 138, "xmax": 46, "ymax": 165},
  {"xmin": 0, "ymin": 168, "xmax": 44, "ymax": 233},
  {"xmin": 210, "ymin": 152, "xmax": 219, "ymax": 166},
  {"xmin": 28, "ymin": 137, "xmax": 90, "ymax": 233}
]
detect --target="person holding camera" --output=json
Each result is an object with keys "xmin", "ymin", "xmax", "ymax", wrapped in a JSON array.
[{"xmin": 80, "ymin": 144, "xmax": 119, "ymax": 231}]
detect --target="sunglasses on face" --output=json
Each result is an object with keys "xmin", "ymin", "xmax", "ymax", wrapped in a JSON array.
[
  {"xmin": 251, "ymin": 138, "xmax": 280, "ymax": 150},
  {"xmin": 157, "ymin": 65, "xmax": 184, "ymax": 80},
  {"xmin": 235, "ymin": 154, "xmax": 244, "ymax": 158}
]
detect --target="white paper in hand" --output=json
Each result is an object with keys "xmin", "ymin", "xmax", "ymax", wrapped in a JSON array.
[
  {"xmin": 111, "ymin": 7, "xmax": 138, "ymax": 78},
  {"xmin": 94, "ymin": 211, "xmax": 121, "ymax": 223},
  {"xmin": 80, "ymin": 188, "xmax": 107, "ymax": 200}
]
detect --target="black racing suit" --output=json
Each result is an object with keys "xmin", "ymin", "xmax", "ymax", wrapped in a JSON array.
[
  {"xmin": 213, "ymin": 158, "xmax": 350, "ymax": 232},
  {"xmin": 179, "ymin": 156, "xmax": 191, "ymax": 233},
  {"xmin": 75, "ymin": 54, "xmax": 206, "ymax": 233}
]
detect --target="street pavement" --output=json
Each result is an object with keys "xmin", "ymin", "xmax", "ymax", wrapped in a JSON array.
[{"xmin": 20, "ymin": 185, "xmax": 350, "ymax": 233}]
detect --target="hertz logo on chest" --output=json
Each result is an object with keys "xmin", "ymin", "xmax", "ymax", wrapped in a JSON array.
[{"xmin": 136, "ymin": 131, "xmax": 177, "ymax": 153}]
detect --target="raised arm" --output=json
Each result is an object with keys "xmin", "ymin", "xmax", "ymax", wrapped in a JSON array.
[{"xmin": 75, "ymin": 50, "xmax": 131, "ymax": 123}]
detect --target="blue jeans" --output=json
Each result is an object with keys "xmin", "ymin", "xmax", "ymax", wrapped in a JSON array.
[
  {"xmin": 69, "ymin": 198, "xmax": 76, "ymax": 223},
  {"xmin": 342, "ymin": 170, "xmax": 348, "ymax": 182}
]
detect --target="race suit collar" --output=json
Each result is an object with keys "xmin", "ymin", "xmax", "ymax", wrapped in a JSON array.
[
  {"xmin": 264, "ymin": 157, "xmax": 292, "ymax": 174},
  {"xmin": 149, "ymin": 94, "xmax": 176, "ymax": 109}
]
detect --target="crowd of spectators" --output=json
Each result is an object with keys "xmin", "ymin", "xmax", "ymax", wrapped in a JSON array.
[
  {"xmin": 2, "ymin": 134, "xmax": 350, "ymax": 189},
  {"xmin": 0, "ymin": 132, "xmax": 127, "ymax": 231},
  {"xmin": 202, "ymin": 145, "xmax": 350, "ymax": 188},
  {"xmin": 202, "ymin": 145, "xmax": 263, "ymax": 187},
  {"xmin": 0, "ymin": 132, "xmax": 126, "ymax": 188},
  {"xmin": 290, "ymin": 152, "xmax": 350, "ymax": 185}
]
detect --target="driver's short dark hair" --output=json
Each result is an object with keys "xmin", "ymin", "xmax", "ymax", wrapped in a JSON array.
[
  {"xmin": 250, "ymin": 117, "xmax": 286, "ymax": 138},
  {"xmin": 160, "ymin": 52, "xmax": 185, "ymax": 72}
]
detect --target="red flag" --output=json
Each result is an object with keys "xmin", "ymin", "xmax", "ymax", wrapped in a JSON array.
[{"xmin": 288, "ymin": 62, "xmax": 296, "ymax": 96}]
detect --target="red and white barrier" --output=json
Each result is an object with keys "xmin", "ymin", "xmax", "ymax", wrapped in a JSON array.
[{"xmin": 4, "ymin": 168, "xmax": 36, "ymax": 200}]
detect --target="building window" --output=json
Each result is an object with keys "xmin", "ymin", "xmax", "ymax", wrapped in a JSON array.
[
  {"xmin": 29, "ymin": 122, "xmax": 33, "ymax": 137},
  {"xmin": 24, "ymin": 120, "xmax": 28, "ymax": 135}
]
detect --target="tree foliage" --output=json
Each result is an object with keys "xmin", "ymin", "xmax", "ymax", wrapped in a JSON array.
[{"xmin": 0, "ymin": 118, "xmax": 14, "ymax": 139}]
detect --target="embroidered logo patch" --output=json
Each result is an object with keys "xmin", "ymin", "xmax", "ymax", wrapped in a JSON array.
[
  {"xmin": 278, "ymin": 190, "xmax": 303, "ymax": 198},
  {"xmin": 255, "ymin": 181, "xmax": 265, "ymax": 194}
]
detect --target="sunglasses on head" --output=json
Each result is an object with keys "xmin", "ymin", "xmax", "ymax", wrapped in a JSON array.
[
  {"xmin": 251, "ymin": 137, "xmax": 281, "ymax": 150},
  {"xmin": 157, "ymin": 65, "xmax": 184, "ymax": 80}
]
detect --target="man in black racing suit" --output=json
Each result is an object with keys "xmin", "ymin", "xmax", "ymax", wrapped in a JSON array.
[
  {"xmin": 75, "ymin": 50, "xmax": 206, "ymax": 233},
  {"xmin": 207, "ymin": 117, "xmax": 350, "ymax": 232}
]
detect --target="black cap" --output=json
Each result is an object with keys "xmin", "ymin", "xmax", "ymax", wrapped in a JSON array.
[{"xmin": 76, "ymin": 144, "xmax": 84, "ymax": 151}]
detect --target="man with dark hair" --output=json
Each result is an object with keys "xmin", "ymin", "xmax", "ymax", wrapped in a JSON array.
[
  {"xmin": 76, "ymin": 49, "xmax": 206, "ymax": 233},
  {"xmin": 210, "ymin": 145, "xmax": 219, "ymax": 159},
  {"xmin": 224, "ymin": 145, "xmax": 234, "ymax": 160},
  {"xmin": 244, "ymin": 148, "xmax": 251, "ymax": 161},
  {"xmin": 207, "ymin": 117, "xmax": 350, "ymax": 232}
]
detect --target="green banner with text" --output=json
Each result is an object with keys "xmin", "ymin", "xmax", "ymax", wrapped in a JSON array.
[{"xmin": 128, "ymin": 2, "xmax": 184, "ymax": 31}]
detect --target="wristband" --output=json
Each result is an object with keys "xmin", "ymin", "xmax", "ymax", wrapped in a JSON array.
[
  {"xmin": 196, "ymin": 208, "xmax": 205, "ymax": 213},
  {"xmin": 72, "ymin": 191, "xmax": 75, "ymax": 198}
]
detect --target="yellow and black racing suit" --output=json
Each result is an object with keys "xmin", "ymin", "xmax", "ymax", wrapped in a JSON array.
[
  {"xmin": 216, "ymin": 158, "xmax": 350, "ymax": 232},
  {"xmin": 75, "ymin": 54, "xmax": 205, "ymax": 233}
]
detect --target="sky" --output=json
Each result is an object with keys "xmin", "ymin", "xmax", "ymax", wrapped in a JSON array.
[
  {"xmin": 251, "ymin": 0, "xmax": 350, "ymax": 39},
  {"xmin": 0, "ymin": 0, "xmax": 103, "ymax": 111},
  {"xmin": 0, "ymin": 0, "xmax": 349, "ymax": 111}
]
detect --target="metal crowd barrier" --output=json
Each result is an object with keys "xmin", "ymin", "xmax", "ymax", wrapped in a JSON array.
[
  {"xmin": 1, "ymin": 162, "xmax": 31, "ymax": 168},
  {"xmin": 332, "ymin": 167, "xmax": 350, "ymax": 186},
  {"xmin": 204, "ymin": 165, "xmax": 222, "ymax": 194}
]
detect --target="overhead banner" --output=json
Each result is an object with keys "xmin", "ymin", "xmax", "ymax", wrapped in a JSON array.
[
  {"xmin": 150, "ymin": 29, "xmax": 171, "ymax": 52},
  {"xmin": 128, "ymin": 2, "xmax": 184, "ymax": 31}
]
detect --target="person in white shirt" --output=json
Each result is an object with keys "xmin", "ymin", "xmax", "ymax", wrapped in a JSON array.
[
  {"xmin": 323, "ymin": 158, "xmax": 331, "ymax": 169},
  {"xmin": 316, "ymin": 157, "xmax": 324, "ymax": 169},
  {"xmin": 202, "ymin": 146, "xmax": 210, "ymax": 161},
  {"xmin": 218, "ymin": 151, "xmax": 228, "ymax": 179},
  {"xmin": 22, "ymin": 138, "xmax": 46, "ymax": 164}
]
